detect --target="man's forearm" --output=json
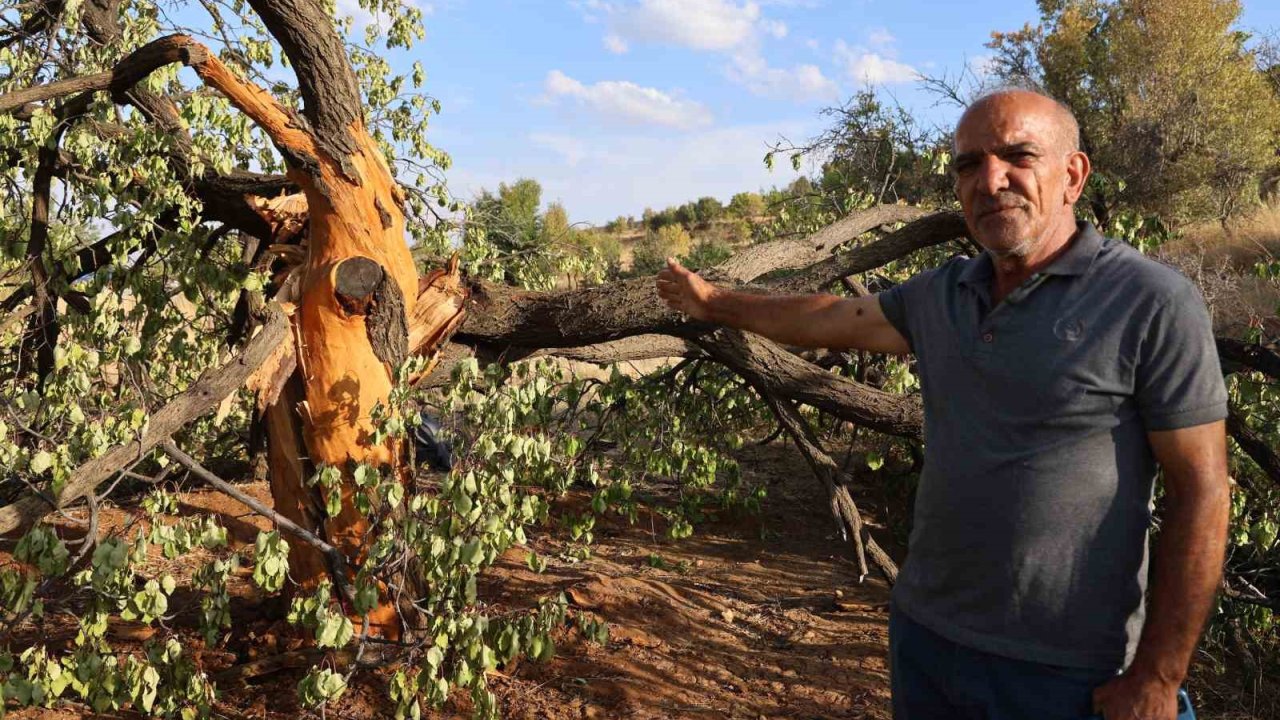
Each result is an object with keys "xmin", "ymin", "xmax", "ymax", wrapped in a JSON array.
[
  {"xmin": 705, "ymin": 288, "xmax": 842, "ymax": 348},
  {"xmin": 1129, "ymin": 478, "xmax": 1230, "ymax": 685}
]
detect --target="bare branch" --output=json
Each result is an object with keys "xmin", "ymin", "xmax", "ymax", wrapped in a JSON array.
[{"xmin": 160, "ymin": 440, "xmax": 357, "ymax": 608}]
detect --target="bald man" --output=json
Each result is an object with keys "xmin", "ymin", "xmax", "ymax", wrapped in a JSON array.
[{"xmin": 656, "ymin": 89, "xmax": 1228, "ymax": 720}]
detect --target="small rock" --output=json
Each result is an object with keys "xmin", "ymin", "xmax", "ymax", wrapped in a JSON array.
[{"xmin": 721, "ymin": 609, "xmax": 736, "ymax": 623}]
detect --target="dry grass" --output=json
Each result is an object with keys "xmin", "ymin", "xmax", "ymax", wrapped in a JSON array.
[
  {"xmin": 1172, "ymin": 202, "xmax": 1280, "ymax": 269},
  {"xmin": 1157, "ymin": 203, "xmax": 1280, "ymax": 339}
]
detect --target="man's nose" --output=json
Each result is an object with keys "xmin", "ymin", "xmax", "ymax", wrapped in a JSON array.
[{"xmin": 976, "ymin": 157, "xmax": 1011, "ymax": 196}]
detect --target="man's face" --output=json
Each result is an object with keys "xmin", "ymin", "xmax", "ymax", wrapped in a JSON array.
[{"xmin": 952, "ymin": 94, "xmax": 1074, "ymax": 258}]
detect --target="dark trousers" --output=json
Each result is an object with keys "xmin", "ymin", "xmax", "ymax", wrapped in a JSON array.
[{"xmin": 889, "ymin": 606, "xmax": 1119, "ymax": 720}]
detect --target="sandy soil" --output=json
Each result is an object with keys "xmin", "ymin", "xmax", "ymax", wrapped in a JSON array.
[
  {"xmin": 3, "ymin": 441, "xmax": 896, "ymax": 720},
  {"xmin": 6, "ymin": 437, "xmax": 1271, "ymax": 719}
]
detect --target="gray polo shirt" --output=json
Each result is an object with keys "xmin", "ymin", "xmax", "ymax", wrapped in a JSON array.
[{"xmin": 879, "ymin": 221, "xmax": 1227, "ymax": 670}]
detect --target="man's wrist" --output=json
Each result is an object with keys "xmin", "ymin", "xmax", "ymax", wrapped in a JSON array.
[
  {"xmin": 702, "ymin": 287, "xmax": 732, "ymax": 325},
  {"xmin": 1126, "ymin": 654, "xmax": 1187, "ymax": 687}
]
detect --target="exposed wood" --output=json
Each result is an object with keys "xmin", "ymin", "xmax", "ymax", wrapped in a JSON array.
[
  {"xmin": 263, "ymin": 373, "xmax": 330, "ymax": 590},
  {"xmin": 244, "ymin": 0, "xmax": 365, "ymax": 178},
  {"xmin": 334, "ymin": 257, "xmax": 386, "ymax": 315},
  {"xmin": 0, "ymin": 305, "xmax": 291, "ymax": 536}
]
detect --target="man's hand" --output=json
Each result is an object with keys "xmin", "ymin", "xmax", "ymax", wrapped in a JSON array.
[
  {"xmin": 1092, "ymin": 670, "xmax": 1179, "ymax": 719},
  {"xmin": 655, "ymin": 257, "xmax": 717, "ymax": 321}
]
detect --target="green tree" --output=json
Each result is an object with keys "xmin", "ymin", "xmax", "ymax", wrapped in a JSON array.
[
  {"xmin": 728, "ymin": 192, "xmax": 766, "ymax": 218},
  {"xmin": 989, "ymin": 0, "xmax": 1280, "ymax": 223},
  {"xmin": 694, "ymin": 196, "xmax": 724, "ymax": 224},
  {"xmin": 631, "ymin": 224, "xmax": 692, "ymax": 275}
]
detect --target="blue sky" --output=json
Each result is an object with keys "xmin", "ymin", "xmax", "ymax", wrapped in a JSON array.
[{"xmin": 348, "ymin": 0, "xmax": 1280, "ymax": 225}]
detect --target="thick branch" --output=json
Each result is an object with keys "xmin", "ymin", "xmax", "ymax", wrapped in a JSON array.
[
  {"xmin": 1227, "ymin": 405, "xmax": 1280, "ymax": 491},
  {"xmin": 711, "ymin": 204, "xmax": 927, "ymax": 283},
  {"xmin": 160, "ymin": 440, "xmax": 357, "ymax": 608},
  {"xmin": 765, "ymin": 211, "xmax": 968, "ymax": 294},
  {"xmin": 0, "ymin": 72, "xmax": 111, "ymax": 115},
  {"xmin": 0, "ymin": 305, "xmax": 291, "ymax": 536},
  {"xmin": 0, "ymin": 35, "xmax": 206, "ymax": 116},
  {"xmin": 687, "ymin": 327, "xmax": 923, "ymax": 440},
  {"xmin": 458, "ymin": 211, "xmax": 965, "ymax": 349},
  {"xmin": 244, "ymin": 0, "xmax": 362, "ymax": 172},
  {"xmin": 1217, "ymin": 338, "xmax": 1280, "ymax": 380}
]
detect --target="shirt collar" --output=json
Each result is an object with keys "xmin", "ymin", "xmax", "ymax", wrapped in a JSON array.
[{"xmin": 957, "ymin": 220, "xmax": 1103, "ymax": 289}]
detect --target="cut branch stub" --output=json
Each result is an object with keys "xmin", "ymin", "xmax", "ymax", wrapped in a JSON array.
[{"xmin": 334, "ymin": 256, "xmax": 384, "ymax": 316}]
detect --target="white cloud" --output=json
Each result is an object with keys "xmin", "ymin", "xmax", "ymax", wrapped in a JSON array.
[
  {"xmin": 834, "ymin": 40, "xmax": 918, "ymax": 85},
  {"xmin": 727, "ymin": 52, "xmax": 838, "ymax": 101},
  {"xmin": 529, "ymin": 133, "xmax": 589, "ymax": 167},
  {"xmin": 761, "ymin": 19, "xmax": 788, "ymax": 39},
  {"xmin": 867, "ymin": 28, "xmax": 895, "ymax": 51},
  {"xmin": 543, "ymin": 70, "xmax": 713, "ymax": 129},
  {"xmin": 612, "ymin": 0, "xmax": 761, "ymax": 51},
  {"xmin": 603, "ymin": 33, "xmax": 629, "ymax": 53}
]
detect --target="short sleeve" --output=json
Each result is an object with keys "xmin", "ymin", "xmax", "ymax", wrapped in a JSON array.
[
  {"xmin": 1134, "ymin": 284, "xmax": 1228, "ymax": 431},
  {"xmin": 877, "ymin": 267, "xmax": 943, "ymax": 354}
]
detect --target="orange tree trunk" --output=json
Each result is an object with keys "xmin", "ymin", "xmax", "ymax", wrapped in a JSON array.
[{"xmin": 171, "ymin": 0, "xmax": 468, "ymax": 635}]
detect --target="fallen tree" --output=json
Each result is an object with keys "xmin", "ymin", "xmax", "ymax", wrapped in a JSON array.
[{"xmin": 2, "ymin": 0, "xmax": 1277, "ymax": 716}]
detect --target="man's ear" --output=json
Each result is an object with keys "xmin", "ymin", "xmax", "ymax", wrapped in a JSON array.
[{"xmin": 1064, "ymin": 150, "xmax": 1091, "ymax": 205}]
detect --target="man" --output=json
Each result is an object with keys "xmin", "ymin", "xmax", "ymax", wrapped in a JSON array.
[{"xmin": 655, "ymin": 88, "xmax": 1229, "ymax": 720}]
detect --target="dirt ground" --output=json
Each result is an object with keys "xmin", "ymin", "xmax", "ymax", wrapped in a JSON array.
[
  {"xmin": 5, "ymin": 438, "xmax": 1273, "ymax": 719},
  {"xmin": 3, "ymin": 441, "xmax": 896, "ymax": 720}
]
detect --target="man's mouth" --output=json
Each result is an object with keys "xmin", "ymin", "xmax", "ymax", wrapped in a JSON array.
[{"xmin": 979, "ymin": 206, "xmax": 1024, "ymax": 219}]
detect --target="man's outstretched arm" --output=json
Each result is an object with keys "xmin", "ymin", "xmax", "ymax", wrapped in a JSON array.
[
  {"xmin": 654, "ymin": 257, "xmax": 910, "ymax": 354},
  {"xmin": 1093, "ymin": 420, "xmax": 1230, "ymax": 720}
]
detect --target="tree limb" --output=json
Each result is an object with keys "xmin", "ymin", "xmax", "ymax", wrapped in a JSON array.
[
  {"xmin": 1226, "ymin": 404, "xmax": 1280, "ymax": 491},
  {"xmin": 0, "ymin": 305, "xmax": 291, "ymax": 536},
  {"xmin": 710, "ymin": 204, "xmax": 928, "ymax": 283},
  {"xmin": 687, "ymin": 327, "xmax": 923, "ymax": 440},
  {"xmin": 755, "ymin": 393, "xmax": 898, "ymax": 584},
  {"xmin": 457, "ymin": 210, "xmax": 966, "ymax": 350},
  {"xmin": 765, "ymin": 211, "xmax": 968, "ymax": 294},
  {"xmin": 1217, "ymin": 337, "xmax": 1280, "ymax": 380}
]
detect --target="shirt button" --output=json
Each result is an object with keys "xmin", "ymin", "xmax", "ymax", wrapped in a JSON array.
[{"xmin": 982, "ymin": 331, "xmax": 994, "ymax": 343}]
